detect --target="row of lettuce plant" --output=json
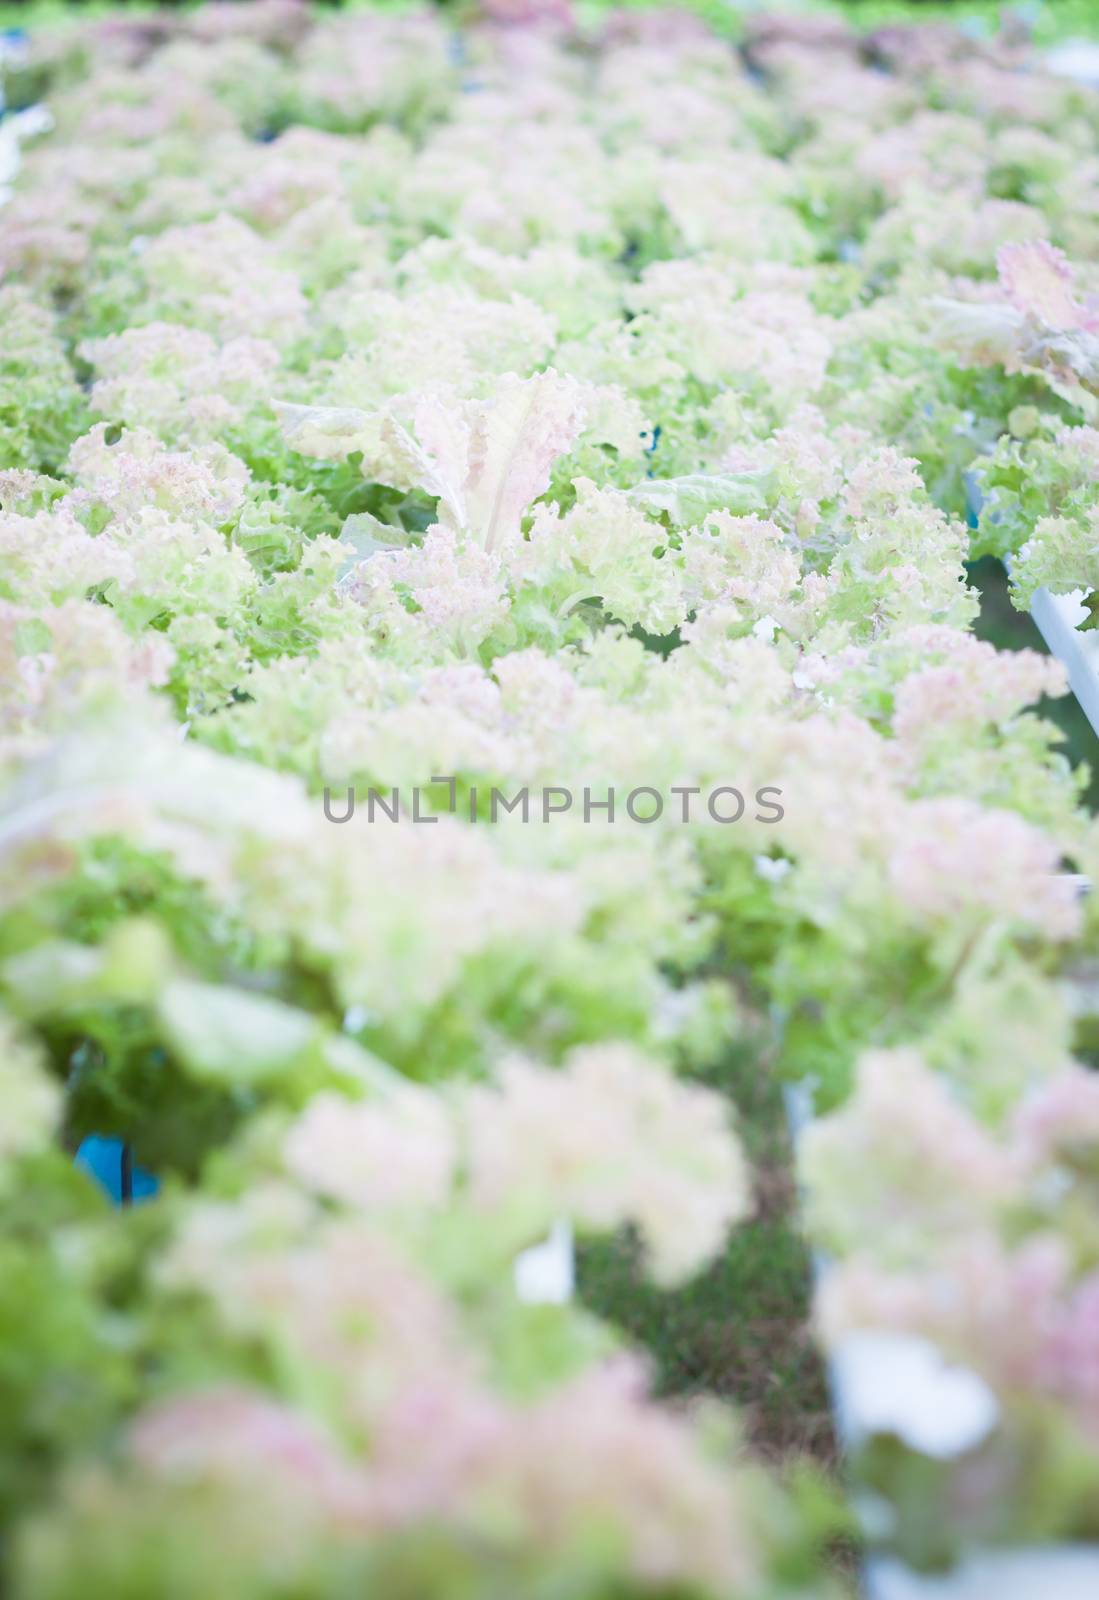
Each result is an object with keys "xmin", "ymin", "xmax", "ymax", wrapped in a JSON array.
[{"xmin": 3, "ymin": 1, "xmax": 1099, "ymax": 1593}]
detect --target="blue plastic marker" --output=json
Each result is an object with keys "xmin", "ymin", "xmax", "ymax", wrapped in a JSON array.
[{"xmin": 74, "ymin": 1136, "xmax": 159, "ymax": 1206}]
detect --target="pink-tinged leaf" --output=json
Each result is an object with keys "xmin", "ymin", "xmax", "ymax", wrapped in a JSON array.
[
  {"xmin": 272, "ymin": 401, "xmax": 381, "ymax": 463},
  {"xmin": 930, "ymin": 296, "xmax": 1026, "ymax": 369},
  {"xmin": 461, "ymin": 370, "xmax": 588, "ymax": 552},
  {"xmin": 480, "ymin": 0, "xmax": 575, "ymax": 25},
  {"xmin": 277, "ymin": 374, "xmax": 588, "ymax": 549},
  {"xmin": 998, "ymin": 240, "xmax": 1081, "ymax": 329},
  {"xmin": 411, "ymin": 394, "xmax": 474, "ymax": 530}
]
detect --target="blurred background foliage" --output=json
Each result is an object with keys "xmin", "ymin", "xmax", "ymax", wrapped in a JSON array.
[{"xmin": 0, "ymin": 0, "xmax": 1097, "ymax": 39}]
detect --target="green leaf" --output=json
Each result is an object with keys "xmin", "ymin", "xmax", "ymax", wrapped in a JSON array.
[
  {"xmin": 1, "ymin": 921, "xmax": 172, "ymax": 1017},
  {"xmin": 626, "ymin": 469, "xmax": 776, "ymax": 527},
  {"xmin": 158, "ymin": 980, "xmax": 318, "ymax": 1086},
  {"xmin": 336, "ymin": 511, "xmax": 406, "ymax": 583},
  {"xmin": 12, "ymin": 617, "xmax": 52, "ymax": 658}
]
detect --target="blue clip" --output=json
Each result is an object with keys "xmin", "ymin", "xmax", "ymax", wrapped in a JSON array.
[{"xmin": 75, "ymin": 1136, "xmax": 159, "ymax": 1206}]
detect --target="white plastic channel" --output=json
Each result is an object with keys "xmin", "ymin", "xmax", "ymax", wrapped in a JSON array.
[
  {"xmin": 1031, "ymin": 34, "xmax": 1099, "ymax": 738},
  {"xmin": 1030, "ymin": 587, "xmax": 1099, "ymax": 740},
  {"xmin": 785, "ymin": 1076, "xmax": 1099, "ymax": 1600}
]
